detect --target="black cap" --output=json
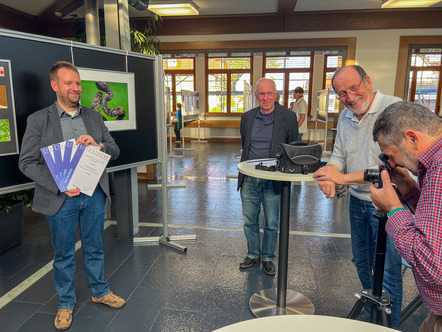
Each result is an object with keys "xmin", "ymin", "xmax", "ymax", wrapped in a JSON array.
[{"xmin": 294, "ymin": 87, "xmax": 304, "ymax": 94}]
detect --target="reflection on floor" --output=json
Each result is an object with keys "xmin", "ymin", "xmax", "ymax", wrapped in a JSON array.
[{"xmin": 0, "ymin": 142, "xmax": 429, "ymax": 331}]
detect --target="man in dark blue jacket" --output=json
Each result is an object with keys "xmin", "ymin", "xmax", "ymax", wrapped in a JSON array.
[{"xmin": 238, "ymin": 78, "xmax": 298, "ymax": 275}]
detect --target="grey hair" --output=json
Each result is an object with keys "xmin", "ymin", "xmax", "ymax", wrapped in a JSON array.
[
  {"xmin": 331, "ymin": 65, "xmax": 367, "ymax": 92},
  {"xmin": 254, "ymin": 78, "xmax": 276, "ymax": 94},
  {"xmin": 373, "ymin": 101, "xmax": 442, "ymax": 145}
]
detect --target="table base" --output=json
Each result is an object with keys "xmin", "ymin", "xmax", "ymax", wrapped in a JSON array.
[{"xmin": 249, "ymin": 288, "xmax": 315, "ymax": 318}]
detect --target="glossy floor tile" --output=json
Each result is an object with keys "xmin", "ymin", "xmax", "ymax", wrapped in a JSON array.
[{"xmin": 0, "ymin": 141, "xmax": 429, "ymax": 331}]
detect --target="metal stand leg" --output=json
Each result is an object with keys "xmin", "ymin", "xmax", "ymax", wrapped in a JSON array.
[
  {"xmin": 249, "ymin": 181, "xmax": 315, "ymax": 317},
  {"xmin": 168, "ymin": 126, "xmax": 183, "ymax": 158},
  {"xmin": 174, "ymin": 123, "xmax": 193, "ymax": 152},
  {"xmin": 191, "ymin": 119, "xmax": 208, "ymax": 143},
  {"xmin": 133, "ymin": 58, "xmax": 195, "ymax": 252}
]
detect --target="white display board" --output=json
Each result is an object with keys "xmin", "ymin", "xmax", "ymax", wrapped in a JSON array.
[{"xmin": 243, "ymin": 81, "xmax": 255, "ymax": 112}]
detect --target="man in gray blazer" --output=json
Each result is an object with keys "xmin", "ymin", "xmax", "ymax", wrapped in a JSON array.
[
  {"xmin": 238, "ymin": 78, "xmax": 298, "ymax": 275},
  {"xmin": 19, "ymin": 61, "xmax": 124, "ymax": 331}
]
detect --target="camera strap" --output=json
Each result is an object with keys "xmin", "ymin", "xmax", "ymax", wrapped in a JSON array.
[{"xmin": 255, "ymin": 162, "xmax": 277, "ymax": 172}]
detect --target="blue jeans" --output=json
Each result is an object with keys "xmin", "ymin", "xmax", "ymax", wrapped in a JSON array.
[
  {"xmin": 297, "ymin": 133, "xmax": 304, "ymax": 141},
  {"xmin": 349, "ymin": 196, "xmax": 403, "ymax": 328},
  {"xmin": 45, "ymin": 187, "xmax": 110, "ymax": 309},
  {"xmin": 240, "ymin": 176, "xmax": 280, "ymax": 262}
]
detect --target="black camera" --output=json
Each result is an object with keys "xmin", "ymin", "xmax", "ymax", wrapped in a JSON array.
[{"xmin": 363, "ymin": 153, "xmax": 391, "ymax": 189}]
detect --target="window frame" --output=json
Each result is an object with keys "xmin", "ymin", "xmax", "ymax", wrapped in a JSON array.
[
  {"xmin": 263, "ymin": 51, "xmax": 314, "ymax": 111},
  {"xmin": 407, "ymin": 48, "xmax": 442, "ymax": 114},
  {"xmin": 163, "ymin": 56, "xmax": 196, "ymax": 112},
  {"xmin": 205, "ymin": 53, "xmax": 253, "ymax": 116}
]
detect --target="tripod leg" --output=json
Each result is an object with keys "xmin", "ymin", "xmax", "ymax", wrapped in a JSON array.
[
  {"xmin": 382, "ymin": 306, "xmax": 392, "ymax": 327},
  {"xmin": 348, "ymin": 297, "xmax": 366, "ymax": 319},
  {"xmin": 371, "ymin": 303, "xmax": 382, "ymax": 325},
  {"xmin": 399, "ymin": 295, "xmax": 423, "ymax": 326}
]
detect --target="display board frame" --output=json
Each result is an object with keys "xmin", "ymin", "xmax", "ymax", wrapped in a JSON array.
[
  {"xmin": 0, "ymin": 59, "xmax": 19, "ymax": 156},
  {"xmin": 181, "ymin": 89, "xmax": 200, "ymax": 122},
  {"xmin": 0, "ymin": 29, "xmax": 160, "ymax": 194}
]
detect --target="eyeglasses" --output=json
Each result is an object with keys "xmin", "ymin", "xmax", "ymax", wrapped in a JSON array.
[
  {"xmin": 256, "ymin": 91, "xmax": 275, "ymax": 98},
  {"xmin": 336, "ymin": 78, "xmax": 364, "ymax": 99}
]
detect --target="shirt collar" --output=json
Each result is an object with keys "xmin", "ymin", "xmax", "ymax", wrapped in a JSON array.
[
  {"xmin": 345, "ymin": 90, "xmax": 381, "ymax": 120},
  {"xmin": 418, "ymin": 137, "xmax": 442, "ymax": 171},
  {"xmin": 56, "ymin": 101, "xmax": 82, "ymax": 118},
  {"xmin": 256, "ymin": 109, "xmax": 275, "ymax": 119}
]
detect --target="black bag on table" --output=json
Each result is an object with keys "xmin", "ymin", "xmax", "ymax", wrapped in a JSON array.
[{"xmin": 276, "ymin": 141, "xmax": 322, "ymax": 174}]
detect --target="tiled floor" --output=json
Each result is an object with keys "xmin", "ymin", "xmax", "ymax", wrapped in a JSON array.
[{"xmin": 0, "ymin": 141, "xmax": 430, "ymax": 331}]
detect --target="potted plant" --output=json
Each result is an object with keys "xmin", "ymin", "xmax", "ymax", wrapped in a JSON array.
[{"xmin": 0, "ymin": 188, "xmax": 34, "ymax": 254}]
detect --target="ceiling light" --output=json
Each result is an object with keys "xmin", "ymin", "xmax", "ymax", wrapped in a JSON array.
[
  {"xmin": 381, "ymin": 0, "xmax": 442, "ymax": 8},
  {"xmin": 148, "ymin": 0, "xmax": 199, "ymax": 16}
]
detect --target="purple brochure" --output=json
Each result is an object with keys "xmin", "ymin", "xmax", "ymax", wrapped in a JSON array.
[
  {"xmin": 52, "ymin": 143, "xmax": 66, "ymax": 191},
  {"xmin": 61, "ymin": 140, "xmax": 75, "ymax": 188},
  {"xmin": 64, "ymin": 144, "xmax": 87, "ymax": 188},
  {"xmin": 40, "ymin": 146, "xmax": 61, "ymax": 190}
]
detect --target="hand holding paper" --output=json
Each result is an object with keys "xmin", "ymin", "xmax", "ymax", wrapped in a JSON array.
[{"xmin": 40, "ymin": 139, "xmax": 111, "ymax": 196}]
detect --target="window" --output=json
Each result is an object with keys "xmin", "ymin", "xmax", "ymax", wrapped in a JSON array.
[
  {"xmin": 163, "ymin": 55, "xmax": 195, "ymax": 113},
  {"xmin": 324, "ymin": 54, "xmax": 343, "ymax": 89},
  {"xmin": 263, "ymin": 51, "xmax": 313, "ymax": 110},
  {"xmin": 407, "ymin": 48, "xmax": 442, "ymax": 114},
  {"xmin": 206, "ymin": 53, "xmax": 252, "ymax": 114},
  {"xmin": 324, "ymin": 53, "xmax": 343, "ymax": 113}
]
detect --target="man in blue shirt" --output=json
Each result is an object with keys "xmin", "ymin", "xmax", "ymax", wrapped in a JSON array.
[{"xmin": 238, "ymin": 78, "xmax": 298, "ymax": 275}]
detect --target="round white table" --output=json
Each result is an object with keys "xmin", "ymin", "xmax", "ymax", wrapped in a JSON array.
[
  {"xmin": 237, "ymin": 159, "xmax": 316, "ymax": 317},
  {"xmin": 214, "ymin": 315, "xmax": 397, "ymax": 332}
]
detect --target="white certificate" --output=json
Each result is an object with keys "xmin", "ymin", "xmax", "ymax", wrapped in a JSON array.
[{"xmin": 67, "ymin": 146, "xmax": 111, "ymax": 196}]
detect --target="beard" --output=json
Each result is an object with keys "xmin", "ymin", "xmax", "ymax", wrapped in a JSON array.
[
  {"xmin": 400, "ymin": 146, "xmax": 419, "ymax": 176},
  {"xmin": 58, "ymin": 91, "xmax": 80, "ymax": 108},
  {"xmin": 346, "ymin": 95, "xmax": 370, "ymax": 115}
]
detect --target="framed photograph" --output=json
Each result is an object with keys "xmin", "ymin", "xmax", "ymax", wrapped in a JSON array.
[{"xmin": 78, "ymin": 68, "xmax": 136, "ymax": 131}]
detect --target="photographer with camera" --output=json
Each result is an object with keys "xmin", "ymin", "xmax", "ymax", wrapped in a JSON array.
[
  {"xmin": 370, "ymin": 101, "xmax": 442, "ymax": 332},
  {"xmin": 313, "ymin": 65, "xmax": 403, "ymax": 328}
]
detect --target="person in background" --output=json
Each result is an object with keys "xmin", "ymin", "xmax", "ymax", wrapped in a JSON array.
[
  {"xmin": 173, "ymin": 103, "xmax": 183, "ymax": 142},
  {"xmin": 19, "ymin": 61, "xmax": 125, "ymax": 331},
  {"xmin": 292, "ymin": 87, "xmax": 307, "ymax": 141},
  {"xmin": 370, "ymin": 101, "xmax": 442, "ymax": 332},
  {"xmin": 274, "ymin": 92, "xmax": 281, "ymax": 105},
  {"xmin": 237, "ymin": 78, "xmax": 298, "ymax": 275},
  {"xmin": 312, "ymin": 65, "xmax": 403, "ymax": 328}
]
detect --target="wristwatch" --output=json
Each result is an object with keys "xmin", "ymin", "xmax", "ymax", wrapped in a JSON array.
[{"xmin": 97, "ymin": 143, "xmax": 104, "ymax": 151}]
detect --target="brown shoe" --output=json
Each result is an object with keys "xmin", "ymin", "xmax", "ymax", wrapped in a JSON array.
[
  {"xmin": 54, "ymin": 309, "xmax": 73, "ymax": 331},
  {"xmin": 92, "ymin": 291, "xmax": 125, "ymax": 308}
]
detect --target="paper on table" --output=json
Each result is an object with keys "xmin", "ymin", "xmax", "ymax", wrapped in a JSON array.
[
  {"xmin": 67, "ymin": 146, "xmax": 111, "ymax": 196},
  {"xmin": 246, "ymin": 158, "xmax": 278, "ymax": 167}
]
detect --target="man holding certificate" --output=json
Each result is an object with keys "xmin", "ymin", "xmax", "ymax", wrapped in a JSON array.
[{"xmin": 19, "ymin": 61, "xmax": 124, "ymax": 331}]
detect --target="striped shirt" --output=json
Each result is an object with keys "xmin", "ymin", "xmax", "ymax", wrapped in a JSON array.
[{"xmin": 386, "ymin": 138, "xmax": 442, "ymax": 315}]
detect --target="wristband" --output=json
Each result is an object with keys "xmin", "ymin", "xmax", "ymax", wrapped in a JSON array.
[{"xmin": 387, "ymin": 207, "xmax": 405, "ymax": 218}]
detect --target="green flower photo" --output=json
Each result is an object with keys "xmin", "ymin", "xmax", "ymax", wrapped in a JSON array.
[{"xmin": 0, "ymin": 119, "xmax": 11, "ymax": 142}]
